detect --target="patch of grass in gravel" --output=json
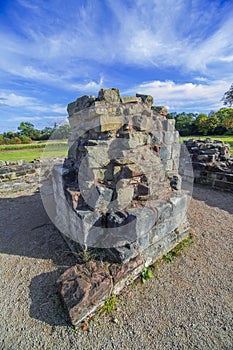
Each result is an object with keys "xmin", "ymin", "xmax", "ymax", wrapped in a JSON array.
[
  {"xmin": 163, "ymin": 235, "xmax": 193, "ymax": 263},
  {"xmin": 100, "ymin": 296, "xmax": 116, "ymax": 314},
  {"xmin": 141, "ymin": 267, "xmax": 154, "ymax": 284}
]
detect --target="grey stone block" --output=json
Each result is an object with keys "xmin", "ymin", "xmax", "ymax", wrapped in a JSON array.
[
  {"xmin": 127, "ymin": 207, "xmax": 157, "ymax": 237},
  {"xmin": 162, "ymin": 119, "xmax": 175, "ymax": 131},
  {"xmin": 162, "ymin": 159, "xmax": 173, "ymax": 171},
  {"xmin": 108, "ymin": 244, "xmax": 137, "ymax": 263},
  {"xmin": 170, "ymin": 194, "xmax": 187, "ymax": 214},
  {"xmin": 172, "ymin": 144, "xmax": 181, "ymax": 158},
  {"xmin": 163, "ymin": 131, "xmax": 174, "ymax": 145},
  {"xmin": 155, "ymin": 201, "xmax": 173, "ymax": 222},
  {"xmin": 160, "ymin": 145, "xmax": 172, "ymax": 160}
]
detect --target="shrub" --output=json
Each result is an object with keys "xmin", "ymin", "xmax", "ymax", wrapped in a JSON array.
[{"xmin": 19, "ymin": 135, "xmax": 32, "ymax": 144}]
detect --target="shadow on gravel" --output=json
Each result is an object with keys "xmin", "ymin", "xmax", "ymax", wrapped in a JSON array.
[
  {"xmin": 29, "ymin": 270, "xmax": 71, "ymax": 326},
  {"xmin": 0, "ymin": 191, "xmax": 76, "ymax": 326},
  {"xmin": 192, "ymin": 184, "xmax": 233, "ymax": 215},
  {"xmin": 0, "ymin": 191, "xmax": 76, "ymax": 265}
]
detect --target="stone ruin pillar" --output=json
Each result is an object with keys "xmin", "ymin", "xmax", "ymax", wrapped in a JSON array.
[{"xmin": 47, "ymin": 88, "xmax": 191, "ymax": 325}]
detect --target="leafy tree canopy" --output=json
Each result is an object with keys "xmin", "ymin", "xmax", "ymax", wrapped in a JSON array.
[{"xmin": 222, "ymin": 83, "xmax": 233, "ymax": 107}]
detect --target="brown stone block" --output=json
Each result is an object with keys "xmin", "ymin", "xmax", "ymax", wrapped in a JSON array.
[
  {"xmin": 58, "ymin": 261, "xmax": 112, "ymax": 325},
  {"xmin": 109, "ymin": 253, "xmax": 143, "ymax": 284},
  {"xmin": 100, "ymin": 115, "xmax": 123, "ymax": 132}
]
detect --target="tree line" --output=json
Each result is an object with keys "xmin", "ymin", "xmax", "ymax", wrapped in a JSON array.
[
  {"xmin": 167, "ymin": 84, "xmax": 233, "ymax": 136},
  {"xmin": 0, "ymin": 122, "xmax": 71, "ymax": 145},
  {"xmin": 167, "ymin": 107, "xmax": 233, "ymax": 136}
]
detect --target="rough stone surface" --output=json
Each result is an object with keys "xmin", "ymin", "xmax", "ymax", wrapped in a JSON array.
[
  {"xmin": 58, "ymin": 254, "xmax": 145, "ymax": 325},
  {"xmin": 58, "ymin": 261, "xmax": 112, "ymax": 325},
  {"xmin": 0, "ymin": 158, "xmax": 63, "ymax": 193},
  {"xmin": 48, "ymin": 88, "xmax": 191, "ymax": 325},
  {"xmin": 183, "ymin": 138, "xmax": 233, "ymax": 192}
]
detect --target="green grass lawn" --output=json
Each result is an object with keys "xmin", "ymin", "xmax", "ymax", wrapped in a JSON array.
[
  {"xmin": 0, "ymin": 144, "xmax": 68, "ymax": 162},
  {"xmin": 0, "ymin": 139, "xmax": 68, "ymax": 151},
  {"xmin": 180, "ymin": 135, "xmax": 233, "ymax": 156}
]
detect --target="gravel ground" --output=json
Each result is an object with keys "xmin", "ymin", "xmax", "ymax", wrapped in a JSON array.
[{"xmin": 0, "ymin": 184, "xmax": 232, "ymax": 350}]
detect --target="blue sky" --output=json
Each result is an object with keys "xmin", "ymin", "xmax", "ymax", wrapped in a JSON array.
[{"xmin": 0, "ymin": 0, "xmax": 233, "ymax": 132}]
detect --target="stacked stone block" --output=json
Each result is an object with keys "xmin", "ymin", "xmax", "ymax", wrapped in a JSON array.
[
  {"xmin": 0, "ymin": 159, "xmax": 63, "ymax": 193},
  {"xmin": 51, "ymin": 88, "xmax": 190, "ymax": 325},
  {"xmin": 183, "ymin": 138, "xmax": 233, "ymax": 192},
  {"xmin": 52, "ymin": 88, "xmax": 188, "ymax": 262}
]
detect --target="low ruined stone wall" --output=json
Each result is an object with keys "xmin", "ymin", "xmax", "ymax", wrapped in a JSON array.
[
  {"xmin": 0, "ymin": 159, "xmax": 63, "ymax": 193},
  {"xmin": 193, "ymin": 167, "xmax": 233, "ymax": 191},
  {"xmin": 183, "ymin": 138, "xmax": 233, "ymax": 192}
]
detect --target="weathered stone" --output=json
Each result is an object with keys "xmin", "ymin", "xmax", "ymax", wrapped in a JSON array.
[
  {"xmin": 84, "ymin": 143, "xmax": 110, "ymax": 168},
  {"xmin": 163, "ymin": 131, "xmax": 174, "ymax": 145},
  {"xmin": 152, "ymin": 106, "xmax": 167, "ymax": 116},
  {"xmin": 85, "ymin": 185, "xmax": 113, "ymax": 210},
  {"xmin": 86, "ymin": 211, "xmax": 138, "ymax": 248},
  {"xmin": 44, "ymin": 87, "xmax": 193, "ymax": 325},
  {"xmin": 167, "ymin": 171, "xmax": 182, "ymax": 190},
  {"xmin": 127, "ymin": 207, "xmax": 157, "ymax": 237},
  {"xmin": 109, "ymin": 253, "xmax": 143, "ymax": 284},
  {"xmin": 120, "ymin": 96, "xmax": 141, "ymax": 104},
  {"xmin": 172, "ymin": 144, "xmax": 181, "ymax": 158},
  {"xmin": 98, "ymin": 88, "xmax": 121, "ymax": 103},
  {"xmin": 162, "ymin": 159, "xmax": 173, "ymax": 171},
  {"xmin": 112, "ymin": 178, "xmax": 134, "ymax": 210},
  {"xmin": 162, "ymin": 119, "xmax": 175, "ymax": 131},
  {"xmin": 182, "ymin": 137, "xmax": 233, "ymax": 192},
  {"xmin": 100, "ymin": 115, "xmax": 123, "ymax": 132},
  {"xmin": 160, "ymin": 145, "xmax": 172, "ymax": 160},
  {"xmin": 108, "ymin": 243, "xmax": 137, "ymax": 263},
  {"xmin": 169, "ymin": 194, "xmax": 187, "ymax": 214},
  {"xmin": 132, "ymin": 115, "xmax": 153, "ymax": 131},
  {"xmin": 136, "ymin": 93, "xmax": 153, "ymax": 105},
  {"xmin": 58, "ymin": 261, "xmax": 112, "ymax": 325},
  {"xmin": 197, "ymin": 154, "xmax": 209, "ymax": 161},
  {"xmin": 67, "ymin": 95, "xmax": 95, "ymax": 116},
  {"xmin": 151, "ymin": 131, "xmax": 163, "ymax": 144}
]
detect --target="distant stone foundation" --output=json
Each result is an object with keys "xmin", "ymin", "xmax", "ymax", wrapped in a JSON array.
[
  {"xmin": 0, "ymin": 159, "xmax": 63, "ymax": 194},
  {"xmin": 183, "ymin": 138, "xmax": 233, "ymax": 192},
  {"xmin": 43, "ymin": 88, "xmax": 191, "ymax": 326}
]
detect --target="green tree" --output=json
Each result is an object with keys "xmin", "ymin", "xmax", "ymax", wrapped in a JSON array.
[
  {"xmin": 40, "ymin": 126, "xmax": 53, "ymax": 140},
  {"xmin": 19, "ymin": 135, "xmax": 32, "ymax": 144},
  {"xmin": 175, "ymin": 113, "xmax": 194, "ymax": 136},
  {"xmin": 18, "ymin": 122, "xmax": 36, "ymax": 138},
  {"xmin": 0, "ymin": 134, "xmax": 4, "ymax": 145},
  {"xmin": 194, "ymin": 114, "xmax": 209, "ymax": 135},
  {"xmin": 51, "ymin": 124, "xmax": 71, "ymax": 139},
  {"xmin": 214, "ymin": 108, "xmax": 233, "ymax": 134},
  {"xmin": 3, "ymin": 131, "xmax": 15, "ymax": 139},
  {"xmin": 222, "ymin": 83, "xmax": 233, "ymax": 107}
]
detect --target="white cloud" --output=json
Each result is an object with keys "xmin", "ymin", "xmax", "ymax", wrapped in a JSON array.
[
  {"xmin": 0, "ymin": 0, "xmax": 233, "ymax": 83},
  {"xmin": 0, "ymin": 92, "xmax": 36, "ymax": 107},
  {"xmin": 0, "ymin": 91, "xmax": 66, "ymax": 114},
  {"xmin": 194, "ymin": 77, "xmax": 208, "ymax": 82},
  {"xmin": 70, "ymin": 77, "xmax": 104, "ymax": 93},
  {"xmin": 17, "ymin": 0, "xmax": 39, "ymax": 10},
  {"xmin": 219, "ymin": 55, "xmax": 233, "ymax": 63},
  {"xmin": 11, "ymin": 116, "xmax": 43, "ymax": 121},
  {"xmin": 128, "ymin": 79, "xmax": 231, "ymax": 112}
]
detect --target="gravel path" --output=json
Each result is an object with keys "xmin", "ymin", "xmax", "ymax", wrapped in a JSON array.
[{"xmin": 0, "ymin": 184, "xmax": 232, "ymax": 350}]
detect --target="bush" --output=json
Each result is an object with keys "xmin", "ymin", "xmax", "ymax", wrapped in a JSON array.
[
  {"xmin": 13, "ymin": 137, "xmax": 22, "ymax": 144},
  {"xmin": 19, "ymin": 135, "xmax": 32, "ymax": 144}
]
